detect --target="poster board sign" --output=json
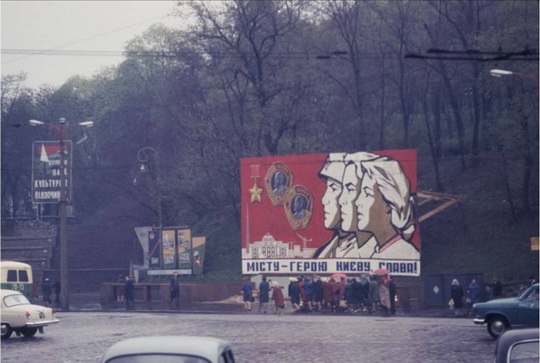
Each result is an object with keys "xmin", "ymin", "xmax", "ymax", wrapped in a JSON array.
[
  {"xmin": 135, "ymin": 226, "xmax": 152, "ymax": 267},
  {"xmin": 192, "ymin": 237, "xmax": 206, "ymax": 275},
  {"xmin": 31, "ymin": 140, "xmax": 73, "ymax": 203},
  {"xmin": 162, "ymin": 229, "xmax": 176, "ymax": 268},
  {"xmin": 241, "ymin": 150, "xmax": 421, "ymax": 277},
  {"xmin": 177, "ymin": 229, "xmax": 192, "ymax": 269},
  {"xmin": 148, "ymin": 229, "xmax": 162, "ymax": 268}
]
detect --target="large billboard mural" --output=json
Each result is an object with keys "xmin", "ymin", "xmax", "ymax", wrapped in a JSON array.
[{"xmin": 241, "ymin": 149, "xmax": 420, "ymax": 277}]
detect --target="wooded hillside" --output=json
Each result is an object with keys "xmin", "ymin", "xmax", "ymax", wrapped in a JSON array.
[{"xmin": 2, "ymin": 1, "xmax": 538, "ymax": 282}]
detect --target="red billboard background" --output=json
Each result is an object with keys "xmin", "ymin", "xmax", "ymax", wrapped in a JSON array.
[{"xmin": 241, "ymin": 149, "xmax": 419, "ymax": 252}]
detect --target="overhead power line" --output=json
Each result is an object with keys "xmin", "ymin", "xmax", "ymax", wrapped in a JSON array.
[
  {"xmin": 1, "ymin": 13, "xmax": 173, "ymax": 65},
  {"xmin": 405, "ymin": 48, "xmax": 539, "ymax": 62},
  {"xmin": 0, "ymin": 48, "xmax": 401, "ymax": 61}
]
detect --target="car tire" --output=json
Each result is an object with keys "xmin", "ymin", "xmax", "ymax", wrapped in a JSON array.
[
  {"xmin": 21, "ymin": 327, "xmax": 38, "ymax": 338},
  {"xmin": 1, "ymin": 323, "xmax": 13, "ymax": 340},
  {"xmin": 487, "ymin": 316, "xmax": 508, "ymax": 338}
]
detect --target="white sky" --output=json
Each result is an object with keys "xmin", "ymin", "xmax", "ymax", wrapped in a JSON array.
[{"xmin": 1, "ymin": 1, "xmax": 183, "ymax": 89}]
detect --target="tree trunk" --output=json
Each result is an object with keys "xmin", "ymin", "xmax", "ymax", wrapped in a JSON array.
[
  {"xmin": 422, "ymin": 82, "xmax": 444, "ymax": 191},
  {"xmin": 439, "ymin": 62, "xmax": 467, "ymax": 169},
  {"xmin": 432, "ymin": 88, "xmax": 442, "ymax": 158},
  {"xmin": 500, "ymin": 152, "xmax": 518, "ymax": 223}
]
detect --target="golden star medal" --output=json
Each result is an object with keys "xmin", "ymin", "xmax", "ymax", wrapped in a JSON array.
[{"xmin": 249, "ymin": 182, "xmax": 263, "ymax": 203}]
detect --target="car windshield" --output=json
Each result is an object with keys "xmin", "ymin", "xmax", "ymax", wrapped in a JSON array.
[
  {"xmin": 107, "ymin": 354, "xmax": 210, "ymax": 363},
  {"xmin": 3, "ymin": 293, "xmax": 30, "ymax": 307},
  {"xmin": 509, "ymin": 341, "xmax": 539, "ymax": 363},
  {"xmin": 520, "ymin": 286, "xmax": 539, "ymax": 301}
]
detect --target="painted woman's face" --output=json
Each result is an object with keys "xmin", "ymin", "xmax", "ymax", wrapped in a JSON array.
[
  {"xmin": 322, "ymin": 177, "xmax": 342, "ymax": 229},
  {"xmin": 339, "ymin": 164, "xmax": 360, "ymax": 232},
  {"xmin": 355, "ymin": 173, "xmax": 386, "ymax": 232}
]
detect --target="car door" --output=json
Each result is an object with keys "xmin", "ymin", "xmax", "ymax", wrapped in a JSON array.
[{"xmin": 517, "ymin": 286, "xmax": 539, "ymax": 327}]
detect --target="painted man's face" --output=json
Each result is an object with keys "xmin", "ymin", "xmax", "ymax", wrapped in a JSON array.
[
  {"xmin": 355, "ymin": 173, "xmax": 386, "ymax": 232},
  {"xmin": 322, "ymin": 177, "xmax": 342, "ymax": 229},
  {"xmin": 339, "ymin": 163, "xmax": 360, "ymax": 232}
]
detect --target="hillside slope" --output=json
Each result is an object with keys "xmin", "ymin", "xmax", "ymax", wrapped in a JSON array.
[{"xmin": 417, "ymin": 154, "xmax": 538, "ymax": 283}]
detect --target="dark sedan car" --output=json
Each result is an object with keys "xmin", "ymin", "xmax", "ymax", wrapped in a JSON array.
[
  {"xmin": 473, "ymin": 283, "xmax": 539, "ymax": 338},
  {"xmin": 493, "ymin": 328, "xmax": 539, "ymax": 363}
]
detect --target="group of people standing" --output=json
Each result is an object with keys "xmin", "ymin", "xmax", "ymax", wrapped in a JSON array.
[
  {"xmin": 449, "ymin": 275, "xmax": 507, "ymax": 316},
  {"xmin": 242, "ymin": 274, "xmax": 397, "ymax": 315},
  {"xmin": 241, "ymin": 276, "xmax": 285, "ymax": 314},
  {"xmin": 288, "ymin": 274, "xmax": 396, "ymax": 315}
]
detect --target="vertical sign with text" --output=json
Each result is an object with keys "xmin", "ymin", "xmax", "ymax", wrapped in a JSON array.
[{"xmin": 31, "ymin": 141, "xmax": 73, "ymax": 203}]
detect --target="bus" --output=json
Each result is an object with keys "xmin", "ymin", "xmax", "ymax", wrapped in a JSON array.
[{"xmin": 0, "ymin": 261, "xmax": 34, "ymax": 302}]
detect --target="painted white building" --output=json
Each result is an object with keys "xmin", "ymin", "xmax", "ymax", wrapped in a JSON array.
[{"xmin": 243, "ymin": 233, "xmax": 315, "ymax": 259}]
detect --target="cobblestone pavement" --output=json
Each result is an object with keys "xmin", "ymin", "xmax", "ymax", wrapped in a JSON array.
[{"xmin": 1, "ymin": 311, "xmax": 495, "ymax": 363}]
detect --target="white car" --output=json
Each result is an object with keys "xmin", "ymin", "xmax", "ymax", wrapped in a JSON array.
[
  {"xmin": 1, "ymin": 289, "xmax": 59, "ymax": 339},
  {"xmin": 102, "ymin": 336, "xmax": 236, "ymax": 363}
]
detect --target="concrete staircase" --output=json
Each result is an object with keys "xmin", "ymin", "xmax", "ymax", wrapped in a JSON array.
[
  {"xmin": 2, "ymin": 222, "xmax": 135, "ymax": 293},
  {"xmin": 1, "ymin": 226, "xmax": 57, "ymax": 285}
]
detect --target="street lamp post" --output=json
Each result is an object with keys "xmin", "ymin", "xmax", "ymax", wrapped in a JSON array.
[
  {"xmin": 136, "ymin": 147, "xmax": 162, "ymax": 228},
  {"xmin": 490, "ymin": 69, "xmax": 539, "ymax": 93},
  {"xmin": 29, "ymin": 117, "xmax": 93, "ymax": 311}
]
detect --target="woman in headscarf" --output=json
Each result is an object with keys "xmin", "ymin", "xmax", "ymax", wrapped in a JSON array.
[
  {"xmin": 323, "ymin": 278, "xmax": 336, "ymax": 312},
  {"xmin": 451, "ymin": 279, "xmax": 464, "ymax": 316},
  {"xmin": 358, "ymin": 274, "xmax": 370, "ymax": 312},
  {"xmin": 289, "ymin": 278, "xmax": 300, "ymax": 312},
  {"xmin": 379, "ymin": 276, "xmax": 391, "ymax": 316},
  {"xmin": 271, "ymin": 281, "xmax": 285, "ymax": 314}
]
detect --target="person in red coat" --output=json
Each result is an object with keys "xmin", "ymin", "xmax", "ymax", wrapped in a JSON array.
[
  {"xmin": 336, "ymin": 277, "xmax": 346, "ymax": 311},
  {"xmin": 323, "ymin": 278, "xmax": 336, "ymax": 311},
  {"xmin": 271, "ymin": 281, "xmax": 285, "ymax": 314}
]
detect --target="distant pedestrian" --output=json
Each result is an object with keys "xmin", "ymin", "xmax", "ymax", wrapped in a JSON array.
[
  {"xmin": 389, "ymin": 277, "xmax": 397, "ymax": 315},
  {"xmin": 351, "ymin": 278, "xmax": 361, "ymax": 312},
  {"xmin": 323, "ymin": 278, "xmax": 335, "ymax": 311},
  {"xmin": 116, "ymin": 274, "xmax": 125, "ymax": 302},
  {"xmin": 344, "ymin": 279, "xmax": 354, "ymax": 311},
  {"xmin": 42, "ymin": 278, "xmax": 52, "ymax": 306},
  {"xmin": 298, "ymin": 276, "xmax": 306, "ymax": 310},
  {"xmin": 466, "ymin": 279, "xmax": 480, "ymax": 316},
  {"xmin": 379, "ymin": 277, "xmax": 390, "ymax": 316},
  {"xmin": 170, "ymin": 272, "xmax": 180, "ymax": 309},
  {"xmin": 271, "ymin": 281, "xmax": 285, "ymax": 314},
  {"xmin": 53, "ymin": 278, "xmax": 61, "ymax": 307},
  {"xmin": 369, "ymin": 275, "xmax": 380, "ymax": 313},
  {"xmin": 450, "ymin": 279, "xmax": 464, "ymax": 316},
  {"xmin": 358, "ymin": 274, "xmax": 370, "ymax": 312},
  {"xmin": 312, "ymin": 275, "xmax": 323, "ymax": 312},
  {"xmin": 303, "ymin": 276, "xmax": 313, "ymax": 312},
  {"xmin": 529, "ymin": 276, "xmax": 537, "ymax": 287},
  {"xmin": 241, "ymin": 277, "xmax": 253, "ymax": 312},
  {"xmin": 125, "ymin": 276, "xmax": 135, "ymax": 310},
  {"xmin": 336, "ymin": 278, "xmax": 346, "ymax": 311},
  {"xmin": 491, "ymin": 275, "xmax": 503, "ymax": 299},
  {"xmin": 289, "ymin": 278, "xmax": 300, "ymax": 311},
  {"xmin": 258, "ymin": 276, "xmax": 270, "ymax": 313}
]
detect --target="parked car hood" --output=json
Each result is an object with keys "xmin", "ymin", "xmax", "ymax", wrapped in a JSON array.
[{"xmin": 476, "ymin": 297, "xmax": 518, "ymax": 307}]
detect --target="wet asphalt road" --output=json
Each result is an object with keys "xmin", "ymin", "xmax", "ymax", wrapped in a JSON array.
[{"xmin": 1, "ymin": 311, "xmax": 495, "ymax": 362}]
